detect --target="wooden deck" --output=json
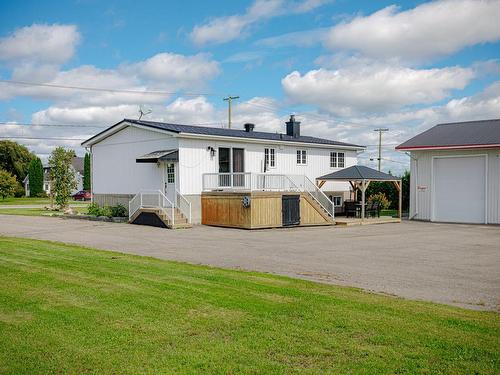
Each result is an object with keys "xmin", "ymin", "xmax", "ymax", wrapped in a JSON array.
[
  {"xmin": 201, "ymin": 191, "xmax": 333, "ymax": 229},
  {"xmin": 334, "ymin": 216, "xmax": 401, "ymax": 226}
]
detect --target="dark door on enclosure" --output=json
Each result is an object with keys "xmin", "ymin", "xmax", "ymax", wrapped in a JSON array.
[{"xmin": 282, "ymin": 195, "xmax": 300, "ymax": 226}]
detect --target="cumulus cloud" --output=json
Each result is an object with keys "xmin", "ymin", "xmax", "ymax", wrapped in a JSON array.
[
  {"xmin": 0, "ymin": 52, "xmax": 220, "ymax": 105},
  {"xmin": 190, "ymin": 0, "xmax": 329, "ymax": 45},
  {"xmin": 132, "ymin": 52, "xmax": 220, "ymax": 89},
  {"xmin": 326, "ymin": 0, "xmax": 500, "ymax": 61},
  {"xmin": 282, "ymin": 62, "xmax": 475, "ymax": 115},
  {"xmin": 0, "ymin": 24, "xmax": 80, "ymax": 64}
]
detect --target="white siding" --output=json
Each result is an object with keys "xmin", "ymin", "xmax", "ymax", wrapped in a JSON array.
[
  {"xmin": 178, "ymin": 137, "xmax": 357, "ymax": 195},
  {"xmin": 91, "ymin": 126, "xmax": 178, "ymax": 194},
  {"xmin": 409, "ymin": 148, "xmax": 500, "ymax": 224}
]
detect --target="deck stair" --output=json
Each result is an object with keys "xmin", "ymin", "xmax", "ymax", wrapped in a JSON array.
[{"xmin": 129, "ymin": 190, "xmax": 192, "ymax": 229}]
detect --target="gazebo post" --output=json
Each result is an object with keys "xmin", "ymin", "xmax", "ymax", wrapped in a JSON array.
[
  {"xmin": 361, "ymin": 179, "xmax": 366, "ymax": 221},
  {"xmin": 398, "ymin": 179, "xmax": 402, "ymax": 219}
]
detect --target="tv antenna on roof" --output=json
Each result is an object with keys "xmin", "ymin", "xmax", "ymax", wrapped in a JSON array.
[{"xmin": 138, "ymin": 105, "xmax": 152, "ymax": 120}]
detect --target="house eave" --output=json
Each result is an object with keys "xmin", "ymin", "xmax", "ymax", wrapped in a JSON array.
[
  {"xmin": 177, "ymin": 132, "xmax": 365, "ymax": 150},
  {"xmin": 396, "ymin": 143, "xmax": 500, "ymax": 151}
]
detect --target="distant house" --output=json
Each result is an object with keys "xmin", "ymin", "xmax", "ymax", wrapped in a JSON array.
[
  {"xmin": 396, "ymin": 119, "xmax": 500, "ymax": 224},
  {"xmin": 82, "ymin": 117, "xmax": 365, "ymax": 225},
  {"xmin": 24, "ymin": 157, "xmax": 84, "ymax": 197}
]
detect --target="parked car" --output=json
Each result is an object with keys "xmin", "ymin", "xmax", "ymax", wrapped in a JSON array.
[{"xmin": 72, "ymin": 190, "xmax": 92, "ymax": 201}]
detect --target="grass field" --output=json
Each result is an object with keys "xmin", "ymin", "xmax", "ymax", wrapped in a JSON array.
[
  {"xmin": 0, "ymin": 206, "xmax": 88, "ymax": 216},
  {"xmin": 0, "ymin": 197, "xmax": 52, "ymax": 205},
  {"xmin": 0, "ymin": 237, "xmax": 498, "ymax": 374},
  {"xmin": 0, "ymin": 197, "xmax": 89, "ymax": 206}
]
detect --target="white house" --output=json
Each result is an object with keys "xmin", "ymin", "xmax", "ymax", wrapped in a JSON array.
[
  {"xmin": 396, "ymin": 119, "xmax": 500, "ymax": 224},
  {"xmin": 24, "ymin": 157, "xmax": 84, "ymax": 197},
  {"xmin": 82, "ymin": 116, "xmax": 365, "ymax": 224}
]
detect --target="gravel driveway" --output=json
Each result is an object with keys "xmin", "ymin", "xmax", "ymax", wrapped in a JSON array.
[{"xmin": 1, "ymin": 214, "xmax": 498, "ymax": 311}]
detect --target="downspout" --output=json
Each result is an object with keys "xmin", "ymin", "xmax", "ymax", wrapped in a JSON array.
[{"xmin": 405, "ymin": 152, "xmax": 418, "ymax": 220}]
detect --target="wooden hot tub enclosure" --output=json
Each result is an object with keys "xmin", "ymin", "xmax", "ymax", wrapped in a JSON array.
[{"xmin": 201, "ymin": 173, "xmax": 334, "ymax": 229}]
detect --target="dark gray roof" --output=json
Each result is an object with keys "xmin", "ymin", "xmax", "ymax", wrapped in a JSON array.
[
  {"xmin": 396, "ymin": 119, "xmax": 500, "ymax": 150},
  {"xmin": 136, "ymin": 149, "xmax": 178, "ymax": 163},
  {"xmin": 82, "ymin": 119, "xmax": 363, "ymax": 148},
  {"xmin": 318, "ymin": 165, "xmax": 399, "ymax": 181},
  {"xmin": 71, "ymin": 157, "xmax": 84, "ymax": 173}
]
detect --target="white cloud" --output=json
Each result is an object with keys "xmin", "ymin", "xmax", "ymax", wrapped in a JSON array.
[
  {"xmin": 190, "ymin": 0, "xmax": 329, "ymax": 45},
  {"xmin": 326, "ymin": 0, "xmax": 500, "ymax": 61},
  {"xmin": 282, "ymin": 63, "xmax": 475, "ymax": 115},
  {"xmin": 0, "ymin": 24, "xmax": 80, "ymax": 64},
  {"xmin": 0, "ymin": 52, "xmax": 220, "ymax": 105},
  {"xmin": 133, "ymin": 52, "xmax": 220, "ymax": 89},
  {"xmin": 255, "ymin": 27, "xmax": 329, "ymax": 48}
]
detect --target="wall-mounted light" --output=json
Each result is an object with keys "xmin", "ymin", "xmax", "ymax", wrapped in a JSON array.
[{"xmin": 207, "ymin": 146, "xmax": 216, "ymax": 158}]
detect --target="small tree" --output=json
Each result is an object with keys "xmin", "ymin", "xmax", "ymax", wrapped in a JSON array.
[
  {"xmin": 0, "ymin": 169, "xmax": 17, "ymax": 199},
  {"xmin": 28, "ymin": 157, "xmax": 44, "ymax": 197},
  {"xmin": 83, "ymin": 152, "xmax": 91, "ymax": 191},
  {"xmin": 49, "ymin": 147, "xmax": 76, "ymax": 208},
  {"xmin": 368, "ymin": 192, "xmax": 391, "ymax": 210}
]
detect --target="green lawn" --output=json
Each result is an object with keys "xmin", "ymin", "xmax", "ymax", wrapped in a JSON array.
[
  {"xmin": 0, "ymin": 197, "xmax": 52, "ymax": 205},
  {"xmin": 0, "ymin": 237, "xmax": 498, "ymax": 374},
  {"xmin": 0, "ymin": 206, "xmax": 88, "ymax": 216},
  {"xmin": 0, "ymin": 197, "xmax": 88, "ymax": 206}
]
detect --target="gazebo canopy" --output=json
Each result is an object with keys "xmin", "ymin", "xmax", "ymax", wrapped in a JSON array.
[
  {"xmin": 318, "ymin": 165, "xmax": 398, "ymax": 181},
  {"xmin": 317, "ymin": 165, "xmax": 402, "ymax": 220}
]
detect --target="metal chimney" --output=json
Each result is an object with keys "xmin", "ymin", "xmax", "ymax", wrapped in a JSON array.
[
  {"xmin": 244, "ymin": 123, "xmax": 255, "ymax": 132},
  {"xmin": 285, "ymin": 115, "xmax": 300, "ymax": 138}
]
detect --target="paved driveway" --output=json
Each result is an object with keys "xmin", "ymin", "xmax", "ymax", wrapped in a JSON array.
[{"xmin": 1, "ymin": 214, "xmax": 498, "ymax": 311}]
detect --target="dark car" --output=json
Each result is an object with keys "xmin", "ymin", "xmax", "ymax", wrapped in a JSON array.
[{"xmin": 72, "ymin": 190, "xmax": 92, "ymax": 201}]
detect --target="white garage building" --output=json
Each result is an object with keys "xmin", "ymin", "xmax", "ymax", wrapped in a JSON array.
[{"xmin": 396, "ymin": 119, "xmax": 500, "ymax": 224}]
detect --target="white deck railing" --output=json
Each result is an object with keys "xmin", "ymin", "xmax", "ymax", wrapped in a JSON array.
[
  {"xmin": 129, "ymin": 190, "xmax": 175, "ymax": 225},
  {"xmin": 202, "ymin": 173, "xmax": 334, "ymax": 218},
  {"xmin": 129, "ymin": 189, "xmax": 192, "ymax": 225}
]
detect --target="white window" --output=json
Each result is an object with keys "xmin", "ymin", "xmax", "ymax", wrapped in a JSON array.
[
  {"xmin": 330, "ymin": 152, "xmax": 337, "ymax": 168},
  {"xmin": 338, "ymin": 152, "xmax": 345, "ymax": 168},
  {"xmin": 166, "ymin": 163, "xmax": 175, "ymax": 184},
  {"xmin": 330, "ymin": 195, "xmax": 342, "ymax": 206},
  {"xmin": 330, "ymin": 152, "xmax": 345, "ymax": 168},
  {"xmin": 264, "ymin": 148, "xmax": 276, "ymax": 168},
  {"xmin": 297, "ymin": 150, "xmax": 307, "ymax": 165}
]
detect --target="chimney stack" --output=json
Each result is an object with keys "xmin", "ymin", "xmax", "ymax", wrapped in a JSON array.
[
  {"xmin": 285, "ymin": 114, "xmax": 300, "ymax": 138},
  {"xmin": 244, "ymin": 123, "xmax": 255, "ymax": 132}
]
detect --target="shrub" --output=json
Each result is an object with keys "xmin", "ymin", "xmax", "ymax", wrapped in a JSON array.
[
  {"xmin": 88, "ymin": 202, "xmax": 127, "ymax": 218},
  {"xmin": 368, "ymin": 192, "xmax": 391, "ymax": 210},
  {"xmin": 111, "ymin": 204, "xmax": 127, "ymax": 217},
  {"xmin": 87, "ymin": 202, "xmax": 101, "ymax": 216},
  {"xmin": 100, "ymin": 205, "xmax": 113, "ymax": 218},
  {"xmin": 0, "ymin": 169, "xmax": 18, "ymax": 199},
  {"xmin": 14, "ymin": 182, "xmax": 25, "ymax": 197}
]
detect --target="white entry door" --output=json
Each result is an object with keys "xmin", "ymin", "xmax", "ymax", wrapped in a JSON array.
[
  {"xmin": 164, "ymin": 162, "xmax": 177, "ymax": 207},
  {"xmin": 432, "ymin": 155, "xmax": 486, "ymax": 223}
]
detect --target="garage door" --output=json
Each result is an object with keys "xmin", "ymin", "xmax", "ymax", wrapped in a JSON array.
[{"xmin": 433, "ymin": 156, "xmax": 486, "ymax": 223}]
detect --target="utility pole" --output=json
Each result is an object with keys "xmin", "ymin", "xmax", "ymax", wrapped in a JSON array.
[
  {"xmin": 374, "ymin": 128, "xmax": 389, "ymax": 171},
  {"xmin": 223, "ymin": 95, "xmax": 239, "ymax": 129}
]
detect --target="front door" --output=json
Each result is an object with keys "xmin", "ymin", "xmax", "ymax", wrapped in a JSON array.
[
  {"xmin": 282, "ymin": 195, "xmax": 300, "ymax": 226},
  {"xmin": 164, "ymin": 162, "xmax": 176, "ymax": 206}
]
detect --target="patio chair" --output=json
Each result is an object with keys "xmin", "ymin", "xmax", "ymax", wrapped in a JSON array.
[
  {"xmin": 366, "ymin": 201, "xmax": 374, "ymax": 218},
  {"xmin": 344, "ymin": 200, "xmax": 358, "ymax": 218},
  {"xmin": 369, "ymin": 202, "xmax": 380, "ymax": 218}
]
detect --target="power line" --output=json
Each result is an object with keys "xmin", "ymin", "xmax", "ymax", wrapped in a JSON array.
[
  {"xmin": 0, "ymin": 136, "xmax": 87, "ymax": 141},
  {"xmin": 0, "ymin": 79, "xmax": 220, "ymax": 97},
  {"xmin": 0, "ymin": 121, "xmax": 226, "ymax": 128}
]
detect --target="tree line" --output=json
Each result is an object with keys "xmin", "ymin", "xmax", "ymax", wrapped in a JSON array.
[{"xmin": 0, "ymin": 140, "xmax": 91, "ymax": 207}]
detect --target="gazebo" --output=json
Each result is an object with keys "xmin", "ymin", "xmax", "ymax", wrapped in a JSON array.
[{"xmin": 317, "ymin": 165, "xmax": 402, "ymax": 220}]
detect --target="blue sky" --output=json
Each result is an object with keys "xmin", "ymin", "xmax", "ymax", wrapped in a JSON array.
[{"xmin": 1, "ymin": 0, "xmax": 499, "ymax": 173}]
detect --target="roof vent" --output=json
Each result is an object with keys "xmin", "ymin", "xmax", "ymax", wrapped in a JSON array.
[
  {"xmin": 244, "ymin": 123, "xmax": 255, "ymax": 132},
  {"xmin": 285, "ymin": 115, "xmax": 300, "ymax": 138}
]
